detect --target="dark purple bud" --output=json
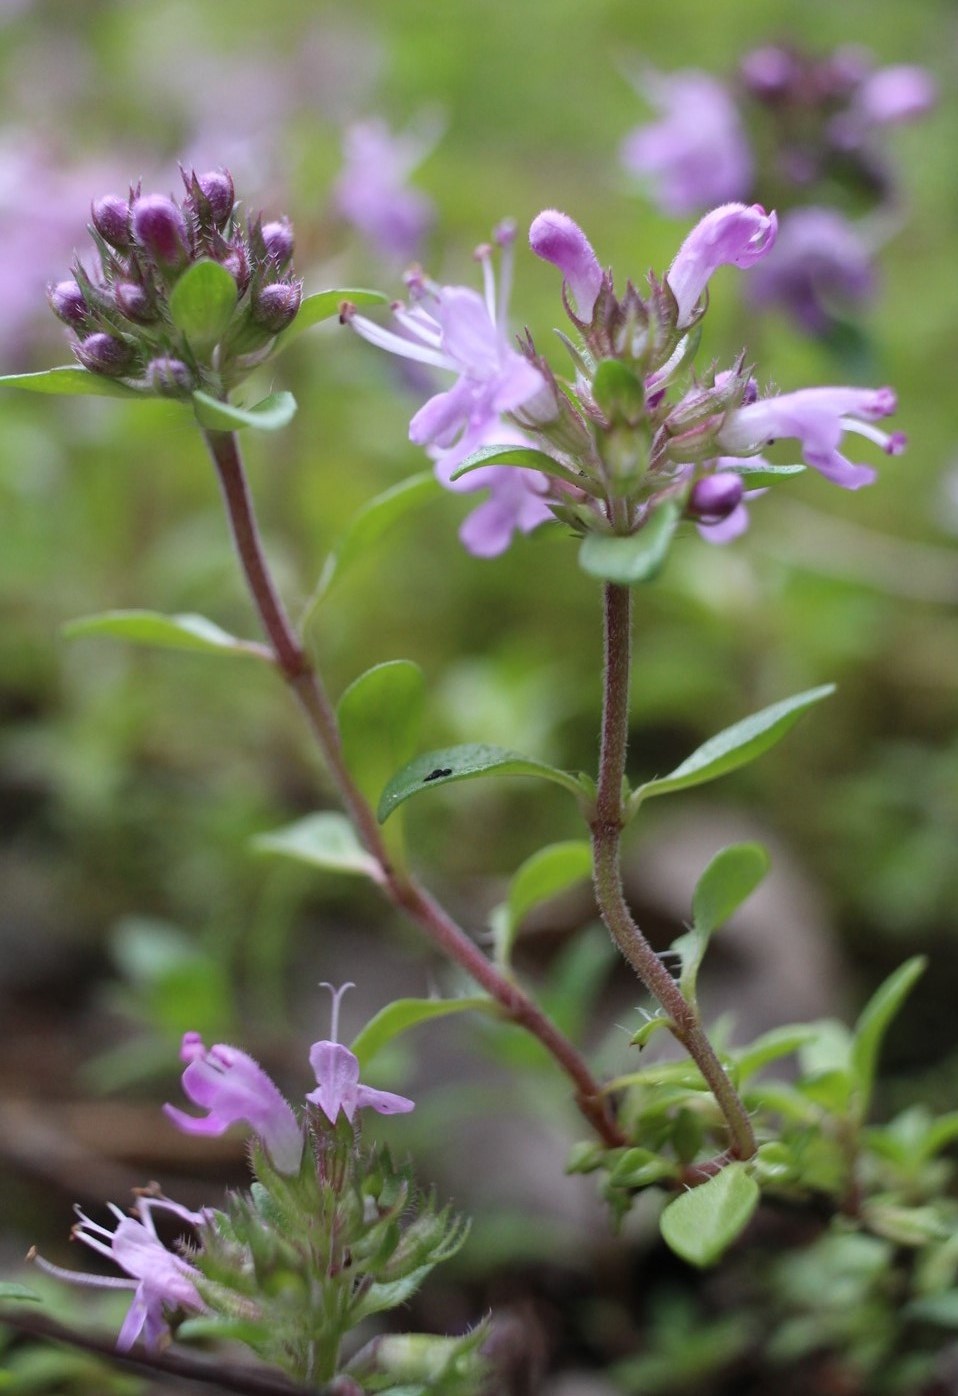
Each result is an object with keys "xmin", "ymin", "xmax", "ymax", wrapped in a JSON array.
[
  {"xmin": 114, "ymin": 280, "xmax": 155, "ymax": 324},
  {"xmin": 261, "ymin": 218, "xmax": 294, "ymax": 266},
  {"xmin": 147, "ymin": 356, "xmax": 194, "ymax": 397},
  {"xmin": 195, "ymin": 169, "xmax": 234, "ymax": 228},
  {"xmin": 131, "ymin": 194, "xmax": 190, "ymax": 268},
  {"xmin": 74, "ymin": 332, "xmax": 135, "ymax": 377},
  {"xmin": 251, "ymin": 280, "xmax": 303, "ymax": 333},
  {"xmin": 91, "ymin": 195, "xmax": 132, "ymax": 249},
  {"xmin": 689, "ymin": 471, "xmax": 745, "ymax": 522},
  {"xmin": 222, "ymin": 242, "xmax": 250, "ymax": 295},
  {"xmin": 739, "ymin": 46, "xmax": 798, "ymax": 101},
  {"xmin": 49, "ymin": 279, "xmax": 88, "ymax": 327}
]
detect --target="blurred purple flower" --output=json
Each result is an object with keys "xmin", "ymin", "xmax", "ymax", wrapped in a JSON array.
[
  {"xmin": 620, "ymin": 69, "xmax": 753, "ymax": 215},
  {"xmin": 667, "ymin": 203, "xmax": 778, "ymax": 328},
  {"xmin": 32, "ymin": 1195, "xmax": 205, "ymax": 1352},
  {"xmin": 745, "ymin": 206, "xmax": 875, "ymax": 334},
  {"xmin": 846, "ymin": 63, "xmax": 938, "ymax": 129},
  {"xmin": 347, "ymin": 225, "xmax": 553, "ymax": 555},
  {"xmin": 334, "ymin": 117, "xmax": 437, "ymax": 261},
  {"xmin": 164, "ymin": 1032, "xmax": 304, "ymax": 1175},
  {"xmin": 719, "ymin": 385, "xmax": 904, "ymax": 490}
]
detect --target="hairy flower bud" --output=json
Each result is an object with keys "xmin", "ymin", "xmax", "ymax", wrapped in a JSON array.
[
  {"xmin": 74, "ymin": 332, "xmax": 135, "ymax": 377},
  {"xmin": 49, "ymin": 279, "xmax": 88, "ymax": 327},
  {"xmin": 91, "ymin": 194, "xmax": 132, "ymax": 250},
  {"xmin": 251, "ymin": 281, "xmax": 303, "ymax": 333},
  {"xmin": 147, "ymin": 356, "xmax": 194, "ymax": 397},
  {"xmin": 114, "ymin": 280, "xmax": 155, "ymax": 324},
  {"xmin": 132, "ymin": 194, "xmax": 190, "ymax": 269},
  {"xmin": 194, "ymin": 168, "xmax": 234, "ymax": 228},
  {"xmin": 261, "ymin": 219, "xmax": 294, "ymax": 266},
  {"xmin": 222, "ymin": 242, "xmax": 250, "ymax": 295}
]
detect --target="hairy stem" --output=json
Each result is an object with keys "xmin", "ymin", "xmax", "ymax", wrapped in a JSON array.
[
  {"xmin": 203, "ymin": 429, "xmax": 624, "ymax": 1149},
  {"xmin": 590, "ymin": 582, "xmax": 756, "ymax": 1161}
]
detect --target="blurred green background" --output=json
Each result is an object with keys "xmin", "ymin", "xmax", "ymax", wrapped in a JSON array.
[{"xmin": 1, "ymin": 0, "xmax": 957, "ymax": 1389}]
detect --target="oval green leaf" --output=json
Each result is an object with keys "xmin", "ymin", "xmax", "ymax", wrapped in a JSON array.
[
  {"xmin": 693, "ymin": 843, "xmax": 770, "ymax": 937},
  {"xmin": 169, "ymin": 259, "xmax": 238, "ymax": 346},
  {"xmin": 253, "ymin": 811, "xmax": 381, "ymax": 881},
  {"xmin": 62, "ymin": 609, "xmax": 271, "ymax": 660},
  {"xmin": 377, "ymin": 744, "xmax": 587, "ymax": 822},
  {"xmin": 192, "ymin": 389, "xmax": 297, "ymax": 432},
  {"xmin": 659, "ymin": 1163, "xmax": 760, "ymax": 1267},
  {"xmin": 313, "ymin": 472, "xmax": 442, "ymax": 605},
  {"xmin": 351, "ymin": 995, "xmax": 498, "ymax": 1068},
  {"xmin": 579, "ymin": 503, "xmax": 680, "ymax": 585},
  {"xmin": 731, "ymin": 462, "xmax": 806, "ymax": 486},
  {"xmin": 0, "ymin": 366, "xmax": 141, "ymax": 398},
  {"xmin": 631, "ymin": 684, "xmax": 835, "ymax": 809},
  {"xmin": 450, "ymin": 444, "xmax": 598, "ymax": 496},
  {"xmin": 494, "ymin": 840, "xmax": 593, "ymax": 967},
  {"xmin": 851, "ymin": 955, "xmax": 926, "ymax": 1122},
  {"xmin": 275, "ymin": 287, "xmax": 389, "ymax": 348},
  {"xmin": 338, "ymin": 661, "xmax": 425, "ymax": 862}
]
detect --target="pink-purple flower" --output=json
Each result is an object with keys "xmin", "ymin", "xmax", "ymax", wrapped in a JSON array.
[
  {"xmin": 666, "ymin": 203, "xmax": 778, "ymax": 328},
  {"xmin": 718, "ymin": 385, "xmax": 904, "ymax": 490},
  {"xmin": 307, "ymin": 1041, "xmax": 415, "ymax": 1124},
  {"xmin": 528, "ymin": 209, "xmax": 604, "ymax": 321},
  {"xmin": 164, "ymin": 1032, "xmax": 304, "ymax": 1175},
  {"xmin": 620, "ymin": 69, "xmax": 753, "ymax": 215},
  {"xmin": 347, "ymin": 224, "xmax": 554, "ymax": 556},
  {"xmin": 32, "ymin": 1195, "xmax": 206, "ymax": 1352},
  {"xmin": 745, "ymin": 206, "xmax": 875, "ymax": 335},
  {"xmin": 333, "ymin": 117, "xmax": 436, "ymax": 261}
]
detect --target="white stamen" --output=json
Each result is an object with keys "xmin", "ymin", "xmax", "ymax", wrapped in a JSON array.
[{"xmin": 349, "ymin": 314, "xmax": 451, "ymax": 371}]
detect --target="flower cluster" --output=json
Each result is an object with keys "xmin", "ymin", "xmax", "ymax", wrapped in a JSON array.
[
  {"xmin": 48, "ymin": 167, "xmax": 302, "ymax": 398},
  {"xmin": 620, "ymin": 48, "xmax": 936, "ymax": 337},
  {"xmin": 29, "ymin": 991, "xmax": 473, "ymax": 1392},
  {"xmin": 348, "ymin": 202, "xmax": 902, "ymax": 555}
]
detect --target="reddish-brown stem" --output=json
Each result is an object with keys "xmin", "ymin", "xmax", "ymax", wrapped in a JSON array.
[
  {"xmin": 590, "ymin": 583, "xmax": 756, "ymax": 1162},
  {"xmin": 203, "ymin": 429, "xmax": 624, "ymax": 1149}
]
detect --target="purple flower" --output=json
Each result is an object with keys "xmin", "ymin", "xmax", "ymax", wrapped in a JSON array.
[
  {"xmin": 850, "ymin": 63, "xmax": 938, "ymax": 128},
  {"xmin": 745, "ymin": 206, "xmax": 875, "ymax": 335},
  {"xmin": 348, "ymin": 225, "xmax": 552, "ymax": 555},
  {"xmin": 333, "ymin": 117, "xmax": 436, "ymax": 261},
  {"xmin": 529, "ymin": 209, "xmax": 604, "ymax": 321},
  {"xmin": 667, "ymin": 203, "xmax": 778, "ymax": 329},
  {"xmin": 32, "ymin": 1195, "xmax": 205, "ymax": 1352},
  {"xmin": 307, "ymin": 1041, "xmax": 415, "ymax": 1124},
  {"xmin": 164, "ymin": 1032, "xmax": 304, "ymax": 1175},
  {"xmin": 718, "ymin": 386, "xmax": 904, "ymax": 490},
  {"xmin": 620, "ymin": 70, "xmax": 753, "ymax": 216}
]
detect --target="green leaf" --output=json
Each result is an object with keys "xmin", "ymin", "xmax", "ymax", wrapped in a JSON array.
[
  {"xmin": 169, "ymin": 259, "xmax": 237, "ymax": 346},
  {"xmin": 0, "ymin": 366, "xmax": 140, "ymax": 398},
  {"xmin": 192, "ymin": 388, "xmax": 297, "ymax": 432},
  {"xmin": 609, "ymin": 1147, "xmax": 677, "ymax": 1188},
  {"xmin": 731, "ymin": 462, "xmax": 806, "ymax": 486},
  {"xmin": 313, "ymin": 472, "xmax": 443, "ymax": 604},
  {"xmin": 659, "ymin": 1163, "xmax": 760, "ymax": 1267},
  {"xmin": 252, "ymin": 811, "xmax": 381, "ymax": 881},
  {"xmin": 493, "ymin": 840, "xmax": 592, "ymax": 967},
  {"xmin": 338, "ymin": 660, "xmax": 424, "ymax": 865},
  {"xmin": 673, "ymin": 843, "xmax": 770, "ymax": 1006},
  {"xmin": 631, "ymin": 685, "xmax": 835, "ymax": 809},
  {"xmin": 275, "ymin": 286, "xmax": 389, "ymax": 348},
  {"xmin": 450, "ymin": 443, "xmax": 598, "ymax": 495},
  {"xmin": 351, "ymin": 995, "xmax": 498, "ymax": 1068},
  {"xmin": 735, "ymin": 1024, "xmax": 820, "ymax": 1082},
  {"xmin": 578, "ymin": 503, "xmax": 680, "ymax": 585},
  {"xmin": 0, "ymin": 1283, "xmax": 40, "ymax": 1302},
  {"xmin": 851, "ymin": 956, "xmax": 926, "ymax": 1122},
  {"xmin": 377, "ymin": 743, "xmax": 587, "ymax": 822},
  {"xmin": 62, "ymin": 609, "xmax": 270, "ymax": 660}
]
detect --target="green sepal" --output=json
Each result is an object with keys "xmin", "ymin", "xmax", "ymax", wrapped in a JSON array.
[
  {"xmin": 659, "ymin": 1162, "xmax": 760, "ymax": 1267},
  {"xmin": 629, "ymin": 684, "xmax": 835, "ymax": 812},
  {"xmin": 0, "ymin": 366, "xmax": 141, "ymax": 398},
  {"xmin": 592, "ymin": 358, "xmax": 645, "ymax": 425},
  {"xmin": 62, "ymin": 609, "xmax": 271, "ymax": 660},
  {"xmin": 192, "ymin": 388, "xmax": 297, "ymax": 431},
  {"xmin": 169, "ymin": 258, "xmax": 237, "ymax": 347},
  {"xmin": 377, "ymin": 744, "xmax": 588, "ymax": 822},
  {"xmin": 579, "ymin": 502, "xmax": 680, "ymax": 585}
]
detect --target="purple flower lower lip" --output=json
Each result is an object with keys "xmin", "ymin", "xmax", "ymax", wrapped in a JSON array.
[{"xmin": 164, "ymin": 1032, "xmax": 304, "ymax": 1175}]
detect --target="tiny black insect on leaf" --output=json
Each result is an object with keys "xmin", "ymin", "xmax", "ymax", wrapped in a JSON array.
[{"xmin": 423, "ymin": 767, "xmax": 453, "ymax": 782}]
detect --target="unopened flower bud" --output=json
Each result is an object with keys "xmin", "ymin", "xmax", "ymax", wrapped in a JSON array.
[
  {"xmin": 529, "ymin": 209, "xmax": 603, "ymax": 321},
  {"xmin": 49, "ymin": 279, "xmax": 88, "ymax": 327},
  {"xmin": 222, "ymin": 242, "xmax": 250, "ymax": 295},
  {"xmin": 115, "ymin": 281, "xmax": 155, "ymax": 324},
  {"xmin": 261, "ymin": 219, "xmax": 294, "ymax": 266},
  {"xmin": 132, "ymin": 194, "xmax": 190, "ymax": 269},
  {"xmin": 147, "ymin": 355, "xmax": 194, "ymax": 397},
  {"xmin": 251, "ymin": 281, "xmax": 303, "ymax": 333},
  {"xmin": 195, "ymin": 168, "xmax": 234, "ymax": 228},
  {"xmin": 91, "ymin": 194, "xmax": 132, "ymax": 249},
  {"xmin": 689, "ymin": 471, "xmax": 744, "ymax": 521},
  {"xmin": 74, "ymin": 332, "xmax": 135, "ymax": 377}
]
